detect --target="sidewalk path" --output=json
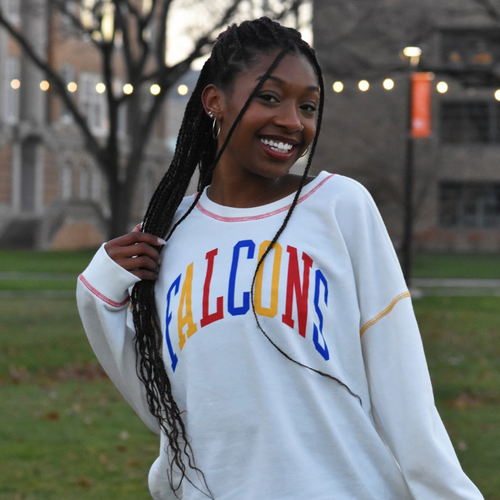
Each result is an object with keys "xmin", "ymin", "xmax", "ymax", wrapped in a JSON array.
[
  {"xmin": 0, "ymin": 271, "xmax": 77, "ymax": 299},
  {"xmin": 0, "ymin": 272, "xmax": 76, "ymax": 280},
  {"xmin": 411, "ymin": 278, "xmax": 500, "ymax": 297}
]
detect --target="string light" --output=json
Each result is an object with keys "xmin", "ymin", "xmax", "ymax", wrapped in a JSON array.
[
  {"xmin": 495, "ymin": 90, "xmax": 500, "ymax": 101},
  {"xmin": 67, "ymin": 82, "xmax": 78, "ymax": 93},
  {"xmin": 150, "ymin": 84, "xmax": 161, "ymax": 95},
  {"xmin": 123, "ymin": 83, "xmax": 134, "ymax": 95},
  {"xmin": 332, "ymin": 81, "xmax": 344, "ymax": 93},
  {"xmin": 403, "ymin": 47, "xmax": 422, "ymax": 58},
  {"xmin": 358, "ymin": 80, "xmax": 369, "ymax": 92},
  {"xmin": 95, "ymin": 82, "xmax": 106, "ymax": 94},
  {"xmin": 40, "ymin": 80, "xmax": 50, "ymax": 91},
  {"xmin": 436, "ymin": 81, "xmax": 448, "ymax": 94},
  {"xmin": 177, "ymin": 84, "xmax": 188, "ymax": 96},
  {"xmin": 383, "ymin": 78, "xmax": 395, "ymax": 90},
  {"xmin": 11, "ymin": 79, "xmax": 20, "ymax": 89}
]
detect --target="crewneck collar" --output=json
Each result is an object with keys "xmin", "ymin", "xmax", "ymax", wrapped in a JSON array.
[{"xmin": 196, "ymin": 171, "xmax": 334, "ymax": 222}]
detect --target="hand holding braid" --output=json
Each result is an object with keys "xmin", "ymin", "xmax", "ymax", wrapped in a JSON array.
[{"xmin": 105, "ymin": 225, "xmax": 165, "ymax": 281}]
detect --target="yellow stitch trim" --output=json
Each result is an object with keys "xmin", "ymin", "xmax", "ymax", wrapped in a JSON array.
[{"xmin": 360, "ymin": 292, "xmax": 411, "ymax": 336}]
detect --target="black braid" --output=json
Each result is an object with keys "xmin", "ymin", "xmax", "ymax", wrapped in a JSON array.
[
  {"xmin": 130, "ymin": 17, "xmax": 361, "ymax": 499},
  {"xmin": 229, "ymin": 24, "xmax": 244, "ymax": 55}
]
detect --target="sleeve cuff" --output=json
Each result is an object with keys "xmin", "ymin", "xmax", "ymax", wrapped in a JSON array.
[{"xmin": 79, "ymin": 243, "xmax": 141, "ymax": 307}]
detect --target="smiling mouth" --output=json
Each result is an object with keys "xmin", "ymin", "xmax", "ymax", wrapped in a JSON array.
[{"xmin": 260, "ymin": 138, "xmax": 295, "ymax": 154}]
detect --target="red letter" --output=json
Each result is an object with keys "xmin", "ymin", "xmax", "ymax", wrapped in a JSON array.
[
  {"xmin": 282, "ymin": 246, "xmax": 313, "ymax": 337},
  {"xmin": 200, "ymin": 248, "xmax": 224, "ymax": 327}
]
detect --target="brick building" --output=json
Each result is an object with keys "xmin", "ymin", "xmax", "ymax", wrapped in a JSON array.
[
  {"xmin": 312, "ymin": 0, "xmax": 500, "ymax": 253},
  {"xmin": 0, "ymin": 0, "xmax": 171, "ymax": 249}
]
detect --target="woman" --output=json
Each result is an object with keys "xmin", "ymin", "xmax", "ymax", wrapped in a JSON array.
[{"xmin": 77, "ymin": 17, "xmax": 483, "ymax": 500}]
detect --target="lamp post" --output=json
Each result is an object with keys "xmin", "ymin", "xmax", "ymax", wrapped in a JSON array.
[
  {"xmin": 401, "ymin": 48, "xmax": 420, "ymax": 287},
  {"xmin": 401, "ymin": 47, "xmax": 433, "ymax": 287}
]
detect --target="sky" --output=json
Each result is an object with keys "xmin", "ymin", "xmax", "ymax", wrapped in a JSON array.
[{"xmin": 166, "ymin": 0, "xmax": 313, "ymax": 69}]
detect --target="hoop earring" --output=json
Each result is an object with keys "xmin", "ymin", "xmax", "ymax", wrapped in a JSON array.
[
  {"xmin": 212, "ymin": 118, "xmax": 221, "ymax": 140},
  {"xmin": 208, "ymin": 111, "xmax": 221, "ymax": 140},
  {"xmin": 300, "ymin": 147, "xmax": 309, "ymax": 158}
]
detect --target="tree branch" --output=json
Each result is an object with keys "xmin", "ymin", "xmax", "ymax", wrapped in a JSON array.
[
  {"xmin": 49, "ymin": 0, "xmax": 103, "ymax": 49},
  {"xmin": 474, "ymin": 0, "xmax": 500, "ymax": 22},
  {"xmin": 155, "ymin": 0, "xmax": 174, "ymax": 69},
  {"xmin": 0, "ymin": 7, "xmax": 104, "ymax": 163}
]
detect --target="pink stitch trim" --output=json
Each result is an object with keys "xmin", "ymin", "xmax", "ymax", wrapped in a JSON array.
[
  {"xmin": 196, "ymin": 174, "xmax": 335, "ymax": 222},
  {"xmin": 79, "ymin": 274, "xmax": 130, "ymax": 308}
]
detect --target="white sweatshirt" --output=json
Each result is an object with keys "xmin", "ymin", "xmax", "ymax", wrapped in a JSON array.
[{"xmin": 77, "ymin": 172, "xmax": 483, "ymax": 500}]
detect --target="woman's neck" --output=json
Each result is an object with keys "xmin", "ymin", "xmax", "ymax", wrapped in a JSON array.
[{"xmin": 207, "ymin": 172, "xmax": 310, "ymax": 208}]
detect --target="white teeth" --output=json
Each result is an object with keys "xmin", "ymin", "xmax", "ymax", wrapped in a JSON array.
[{"xmin": 261, "ymin": 138, "xmax": 293, "ymax": 153}]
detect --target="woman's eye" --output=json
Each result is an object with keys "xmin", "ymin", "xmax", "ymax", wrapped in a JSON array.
[
  {"xmin": 301, "ymin": 103, "xmax": 317, "ymax": 112},
  {"xmin": 259, "ymin": 94, "xmax": 278, "ymax": 103}
]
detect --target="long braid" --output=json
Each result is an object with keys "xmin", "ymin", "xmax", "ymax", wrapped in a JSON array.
[
  {"xmin": 131, "ymin": 56, "xmax": 217, "ymax": 499},
  {"xmin": 247, "ymin": 50, "xmax": 363, "ymax": 405},
  {"xmin": 130, "ymin": 17, "xmax": 360, "ymax": 499}
]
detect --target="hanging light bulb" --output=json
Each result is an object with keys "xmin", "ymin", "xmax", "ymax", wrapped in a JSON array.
[
  {"xmin": 358, "ymin": 80, "xmax": 369, "ymax": 92},
  {"xmin": 332, "ymin": 81, "xmax": 344, "ymax": 93},
  {"xmin": 383, "ymin": 78, "xmax": 395, "ymax": 90}
]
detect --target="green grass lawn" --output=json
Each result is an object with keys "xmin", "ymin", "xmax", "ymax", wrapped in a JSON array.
[
  {"xmin": 0, "ymin": 249, "xmax": 96, "ymax": 293},
  {"xmin": 0, "ymin": 249, "xmax": 96, "ymax": 274},
  {"xmin": 412, "ymin": 253, "xmax": 500, "ymax": 279},
  {"xmin": 0, "ymin": 298, "xmax": 158, "ymax": 500},
  {"xmin": 0, "ymin": 251, "xmax": 499, "ymax": 498},
  {"xmin": 0, "ymin": 381, "xmax": 158, "ymax": 500},
  {"xmin": 414, "ymin": 296, "xmax": 500, "ymax": 499}
]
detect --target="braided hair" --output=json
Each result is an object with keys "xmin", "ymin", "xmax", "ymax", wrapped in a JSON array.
[{"xmin": 130, "ymin": 17, "xmax": 359, "ymax": 498}]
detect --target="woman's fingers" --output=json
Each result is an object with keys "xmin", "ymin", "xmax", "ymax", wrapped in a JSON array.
[
  {"xmin": 104, "ymin": 231, "xmax": 166, "ymax": 280},
  {"xmin": 110, "ymin": 241, "xmax": 160, "ymax": 262},
  {"xmin": 107, "ymin": 231, "xmax": 165, "ymax": 249}
]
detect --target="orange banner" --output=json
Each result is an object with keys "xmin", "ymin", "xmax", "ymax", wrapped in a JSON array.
[{"xmin": 411, "ymin": 73, "xmax": 433, "ymax": 138}]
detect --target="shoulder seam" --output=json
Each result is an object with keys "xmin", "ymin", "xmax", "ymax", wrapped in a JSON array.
[
  {"xmin": 360, "ymin": 292, "xmax": 411, "ymax": 336},
  {"xmin": 78, "ymin": 274, "xmax": 130, "ymax": 308}
]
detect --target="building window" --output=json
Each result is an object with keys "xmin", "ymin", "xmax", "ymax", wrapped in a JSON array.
[
  {"xmin": 78, "ymin": 72, "xmax": 108, "ymax": 135},
  {"xmin": 440, "ymin": 101, "xmax": 500, "ymax": 143},
  {"xmin": 20, "ymin": 138, "xmax": 38, "ymax": 213},
  {"xmin": 78, "ymin": 166, "xmax": 90, "ymax": 199},
  {"xmin": 4, "ymin": 56, "xmax": 20, "ymax": 124},
  {"xmin": 61, "ymin": 161, "xmax": 73, "ymax": 200},
  {"xmin": 441, "ymin": 29, "xmax": 500, "ymax": 86},
  {"xmin": 60, "ymin": 63, "xmax": 75, "ymax": 123},
  {"xmin": 439, "ymin": 181, "xmax": 500, "ymax": 228},
  {"xmin": 60, "ymin": 1, "xmax": 78, "ymax": 35},
  {"xmin": 90, "ymin": 167, "xmax": 102, "ymax": 202}
]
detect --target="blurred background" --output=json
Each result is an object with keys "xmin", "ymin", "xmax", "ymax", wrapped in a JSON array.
[{"xmin": 0, "ymin": 0, "xmax": 499, "ymax": 499}]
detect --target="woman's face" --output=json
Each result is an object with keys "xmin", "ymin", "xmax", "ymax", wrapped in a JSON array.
[{"xmin": 207, "ymin": 51, "xmax": 320, "ymax": 184}]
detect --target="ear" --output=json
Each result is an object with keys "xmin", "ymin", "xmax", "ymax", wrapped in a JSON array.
[{"xmin": 202, "ymin": 84, "xmax": 224, "ymax": 119}]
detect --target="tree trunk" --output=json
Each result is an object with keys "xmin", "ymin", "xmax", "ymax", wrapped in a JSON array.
[{"xmin": 108, "ymin": 179, "xmax": 136, "ymax": 238}]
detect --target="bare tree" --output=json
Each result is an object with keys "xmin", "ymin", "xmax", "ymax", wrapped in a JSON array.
[{"xmin": 0, "ymin": 0, "xmax": 308, "ymax": 238}]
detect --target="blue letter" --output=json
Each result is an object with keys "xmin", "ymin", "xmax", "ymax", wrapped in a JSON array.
[
  {"xmin": 165, "ymin": 275, "xmax": 181, "ymax": 371},
  {"xmin": 228, "ymin": 240, "xmax": 255, "ymax": 316},
  {"xmin": 313, "ymin": 269, "xmax": 330, "ymax": 360}
]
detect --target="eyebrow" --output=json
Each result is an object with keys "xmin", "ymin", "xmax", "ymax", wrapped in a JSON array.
[{"xmin": 257, "ymin": 75, "xmax": 320, "ymax": 93}]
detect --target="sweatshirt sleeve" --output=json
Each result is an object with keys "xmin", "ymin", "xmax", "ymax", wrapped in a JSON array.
[
  {"xmin": 76, "ymin": 244, "xmax": 160, "ymax": 434},
  {"xmin": 336, "ymin": 177, "xmax": 483, "ymax": 499}
]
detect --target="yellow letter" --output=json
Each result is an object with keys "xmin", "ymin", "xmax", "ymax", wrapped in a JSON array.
[
  {"xmin": 255, "ymin": 241, "xmax": 282, "ymax": 317},
  {"xmin": 178, "ymin": 263, "xmax": 198, "ymax": 350}
]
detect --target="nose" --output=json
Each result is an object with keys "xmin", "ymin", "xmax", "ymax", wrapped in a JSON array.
[{"xmin": 274, "ymin": 102, "xmax": 303, "ymax": 133}]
